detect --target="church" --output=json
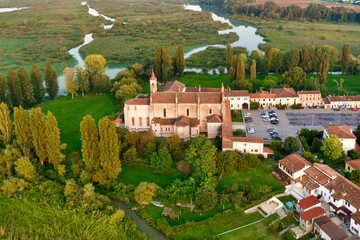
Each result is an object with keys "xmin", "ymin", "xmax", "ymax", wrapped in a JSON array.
[{"xmin": 124, "ymin": 71, "xmax": 273, "ymax": 157}]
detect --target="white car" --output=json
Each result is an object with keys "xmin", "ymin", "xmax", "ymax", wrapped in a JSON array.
[
  {"xmin": 244, "ymin": 112, "xmax": 251, "ymax": 118},
  {"xmin": 246, "ymin": 128, "xmax": 255, "ymax": 134},
  {"xmin": 262, "ymin": 117, "xmax": 270, "ymax": 122}
]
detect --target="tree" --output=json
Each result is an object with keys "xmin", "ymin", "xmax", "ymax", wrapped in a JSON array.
[
  {"xmin": 155, "ymin": 47, "xmax": 162, "ymax": 82},
  {"xmin": 301, "ymin": 151, "xmax": 316, "ymax": 163},
  {"xmin": 150, "ymin": 147, "xmax": 172, "ymax": 172},
  {"xmin": 14, "ymin": 157, "xmax": 36, "ymax": 181},
  {"xmin": 75, "ymin": 65, "xmax": 90, "ymax": 96},
  {"xmin": 321, "ymin": 135, "xmax": 344, "ymax": 163},
  {"xmin": 84, "ymin": 54, "xmax": 107, "ymax": 78},
  {"xmin": 31, "ymin": 64, "xmax": 45, "ymax": 103},
  {"xmin": 134, "ymin": 182, "xmax": 159, "ymax": 205},
  {"xmin": 301, "ymin": 44, "xmax": 311, "ymax": 73},
  {"xmin": 7, "ymin": 70, "xmax": 23, "ymax": 107},
  {"xmin": 226, "ymin": 43, "xmax": 233, "ymax": 74},
  {"xmin": 29, "ymin": 108, "xmax": 47, "ymax": 165},
  {"xmin": 92, "ymin": 74, "xmax": 110, "ymax": 94},
  {"xmin": 44, "ymin": 61, "xmax": 59, "ymax": 100},
  {"xmin": 166, "ymin": 134, "xmax": 182, "ymax": 161},
  {"xmin": 341, "ymin": 44, "xmax": 351, "ymax": 74},
  {"xmin": 13, "ymin": 106, "xmax": 32, "ymax": 157},
  {"xmin": 185, "ymin": 135, "xmax": 217, "ymax": 178},
  {"xmin": 349, "ymin": 170, "xmax": 360, "ymax": 186},
  {"xmin": 265, "ymin": 43, "xmax": 273, "ymax": 73},
  {"xmin": 270, "ymin": 141, "xmax": 282, "ymax": 151},
  {"xmin": 195, "ymin": 185, "xmax": 218, "ymax": 211},
  {"xmin": 319, "ymin": 53, "xmax": 329, "ymax": 84},
  {"xmin": 46, "ymin": 111, "xmax": 66, "ymax": 174},
  {"xmin": 282, "ymin": 67, "xmax": 306, "ymax": 90},
  {"xmin": 64, "ymin": 67, "xmax": 78, "ymax": 99},
  {"xmin": 80, "ymin": 115, "xmax": 100, "ymax": 173},
  {"xmin": 175, "ymin": 44, "xmax": 185, "ymax": 76},
  {"xmin": 284, "ymin": 136, "xmax": 301, "ymax": 153},
  {"xmin": 354, "ymin": 123, "xmax": 360, "ymax": 145},
  {"xmin": 284, "ymin": 49, "xmax": 300, "ymax": 70},
  {"xmin": 310, "ymin": 138, "xmax": 322, "ymax": 153},
  {"xmin": 0, "ymin": 74, "xmax": 10, "ymax": 105},
  {"xmin": 0, "ymin": 102, "xmax": 12, "ymax": 144},
  {"xmin": 17, "ymin": 67, "xmax": 32, "ymax": 107},
  {"xmin": 250, "ymin": 59, "xmax": 256, "ymax": 82},
  {"xmin": 259, "ymin": 185, "xmax": 272, "ymax": 195},
  {"xmin": 98, "ymin": 116, "xmax": 121, "ymax": 181},
  {"xmin": 161, "ymin": 47, "xmax": 172, "ymax": 83},
  {"xmin": 114, "ymin": 83, "xmax": 142, "ymax": 100},
  {"xmin": 236, "ymin": 56, "xmax": 245, "ymax": 81},
  {"xmin": 216, "ymin": 151, "xmax": 239, "ymax": 179}
]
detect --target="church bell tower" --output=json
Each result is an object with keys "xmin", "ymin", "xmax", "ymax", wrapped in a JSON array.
[{"xmin": 150, "ymin": 69, "xmax": 157, "ymax": 94}]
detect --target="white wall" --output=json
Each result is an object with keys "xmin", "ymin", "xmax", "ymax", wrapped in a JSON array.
[
  {"xmin": 124, "ymin": 104, "xmax": 151, "ymax": 131},
  {"xmin": 232, "ymin": 141, "xmax": 263, "ymax": 154},
  {"xmin": 350, "ymin": 218, "xmax": 360, "ymax": 237}
]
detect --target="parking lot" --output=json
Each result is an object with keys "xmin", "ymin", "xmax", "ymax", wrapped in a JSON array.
[{"xmin": 243, "ymin": 108, "xmax": 360, "ymax": 140}]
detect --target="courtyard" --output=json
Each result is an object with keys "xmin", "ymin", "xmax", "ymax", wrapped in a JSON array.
[{"xmin": 242, "ymin": 108, "xmax": 360, "ymax": 139}]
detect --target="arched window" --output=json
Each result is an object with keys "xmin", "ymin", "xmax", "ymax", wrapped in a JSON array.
[
  {"xmin": 131, "ymin": 118, "xmax": 135, "ymax": 126},
  {"xmin": 139, "ymin": 117, "xmax": 142, "ymax": 126},
  {"xmin": 163, "ymin": 108, "xmax": 166, "ymax": 117},
  {"xmin": 209, "ymin": 109, "xmax": 212, "ymax": 114},
  {"xmin": 187, "ymin": 109, "xmax": 189, "ymax": 116},
  {"xmin": 146, "ymin": 117, "xmax": 150, "ymax": 126}
]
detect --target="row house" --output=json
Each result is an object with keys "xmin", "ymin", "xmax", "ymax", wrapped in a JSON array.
[
  {"xmin": 324, "ymin": 95, "xmax": 360, "ymax": 109},
  {"xmin": 298, "ymin": 90, "xmax": 323, "ymax": 107},
  {"xmin": 249, "ymin": 90, "xmax": 277, "ymax": 108},
  {"xmin": 270, "ymin": 88, "xmax": 299, "ymax": 106},
  {"xmin": 313, "ymin": 216, "xmax": 348, "ymax": 240},
  {"xmin": 323, "ymin": 125, "xmax": 359, "ymax": 154},
  {"xmin": 224, "ymin": 90, "xmax": 250, "ymax": 110}
]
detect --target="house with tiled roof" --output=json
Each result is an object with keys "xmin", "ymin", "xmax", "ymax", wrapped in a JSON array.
[
  {"xmin": 317, "ymin": 219, "xmax": 348, "ymax": 240},
  {"xmin": 224, "ymin": 89, "xmax": 250, "ymax": 110},
  {"xmin": 299, "ymin": 206, "xmax": 326, "ymax": 233},
  {"xmin": 323, "ymin": 95, "xmax": 360, "ymax": 109},
  {"xmin": 270, "ymin": 87, "xmax": 300, "ymax": 106},
  {"xmin": 296, "ymin": 195, "xmax": 321, "ymax": 213},
  {"xmin": 250, "ymin": 90, "xmax": 276, "ymax": 108},
  {"xmin": 351, "ymin": 212, "xmax": 360, "ymax": 237},
  {"xmin": 298, "ymin": 90, "xmax": 323, "ymax": 107},
  {"xmin": 346, "ymin": 159, "xmax": 360, "ymax": 173},
  {"xmin": 323, "ymin": 125, "xmax": 359, "ymax": 153}
]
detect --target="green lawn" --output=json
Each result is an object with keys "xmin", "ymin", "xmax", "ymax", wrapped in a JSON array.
[
  {"xmin": 217, "ymin": 159, "xmax": 285, "ymax": 194},
  {"xmin": 233, "ymin": 129, "xmax": 246, "ymax": 137},
  {"xmin": 39, "ymin": 94, "xmax": 119, "ymax": 155},
  {"xmin": 278, "ymin": 195, "xmax": 296, "ymax": 204},
  {"xmin": 117, "ymin": 165, "xmax": 183, "ymax": 187},
  {"xmin": 231, "ymin": 110, "xmax": 243, "ymax": 122},
  {"xmin": 176, "ymin": 73, "xmax": 230, "ymax": 88}
]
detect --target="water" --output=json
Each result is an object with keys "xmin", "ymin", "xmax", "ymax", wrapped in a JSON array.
[{"xmin": 0, "ymin": 7, "xmax": 28, "ymax": 13}]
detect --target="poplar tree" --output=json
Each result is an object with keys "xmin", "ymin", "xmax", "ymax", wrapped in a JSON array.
[
  {"xmin": 0, "ymin": 74, "xmax": 10, "ymax": 105},
  {"xmin": 161, "ymin": 47, "xmax": 172, "ymax": 83},
  {"xmin": 29, "ymin": 108, "xmax": 47, "ymax": 165},
  {"xmin": 64, "ymin": 67, "xmax": 77, "ymax": 99},
  {"xmin": 230, "ymin": 57, "xmax": 237, "ymax": 83},
  {"xmin": 175, "ymin": 44, "xmax": 185, "ymax": 76},
  {"xmin": 46, "ymin": 111, "xmax": 66, "ymax": 173},
  {"xmin": 7, "ymin": 70, "xmax": 23, "ymax": 107},
  {"xmin": 319, "ymin": 53, "xmax": 330, "ymax": 84},
  {"xmin": 226, "ymin": 43, "xmax": 233, "ymax": 74},
  {"xmin": 155, "ymin": 47, "xmax": 162, "ymax": 82},
  {"xmin": 98, "ymin": 116, "xmax": 121, "ymax": 181},
  {"xmin": 13, "ymin": 106, "xmax": 32, "ymax": 157},
  {"xmin": 31, "ymin": 64, "xmax": 45, "ymax": 103},
  {"xmin": 341, "ymin": 44, "xmax": 351, "ymax": 74},
  {"xmin": 301, "ymin": 44, "xmax": 311, "ymax": 73},
  {"xmin": 250, "ymin": 59, "xmax": 257, "ymax": 82},
  {"xmin": 0, "ymin": 102, "xmax": 12, "ymax": 144},
  {"xmin": 265, "ymin": 43, "xmax": 273, "ymax": 73},
  {"xmin": 80, "ymin": 115, "xmax": 100, "ymax": 173},
  {"xmin": 238, "ymin": 57, "xmax": 245, "ymax": 81},
  {"xmin": 44, "ymin": 61, "xmax": 59, "ymax": 100},
  {"xmin": 75, "ymin": 65, "xmax": 89, "ymax": 96},
  {"xmin": 17, "ymin": 67, "xmax": 32, "ymax": 107}
]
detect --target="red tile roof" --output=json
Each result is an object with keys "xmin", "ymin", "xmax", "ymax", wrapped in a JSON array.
[
  {"xmin": 207, "ymin": 114, "xmax": 222, "ymax": 123},
  {"xmin": 304, "ymin": 166, "xmax": 332, "ymax": 185},
  {"xmin": 328, "ymin": 95, "xmax": 360, "ymax": 102},
  {"xmin": 320, "ymin": 221, "xmax": 348, "ymax": 240},
  {"xmin": 250, "ymin": 92, "xmax": 276, "ymax": 99},
  {"xmin": 263, "ymin": 146, "xmax": 274, "ymax": 154},
  {"xmin": 346, "ymin": 159, "xmax": 360, "ymax": 170},
  {"xmin": 299, "ymin": 207, "xmax": 326, "ymax": 221},
  {"xmin": 150, "ymin": 69, "xmax": 156, "ymax": 80},
  {"xmin": 229, "ymin": 137, "xmax": 264, "ymax": 144},
  {"xmin": 298, "ymin": 195, "xmax": 320, "ymax": 210},
  {"xmin": 224, "ymin": 90, "xmax": 250, "ymax": 97},
  {"xmin": 298, "ymin": 91, "xmax": 321, "ymax": 95},
  {"xmin": 296, "ymin": 175, "xmax": 319, "ymax": 191},
  {"xmin": 314, "ymin": 216, "xmax": 331, "ymax": 227},
  {"xmin": 162, "ymin": 81, "xmax": 185, "ymax": 92},
  {"xmin": 278, "ymin": 154, "xmax": 312, "ymax": 175},
  {"xmin": 185, "ymin": 87, "xmax": 221, "ymax": 93},
  {"xmin": 270, "ymin": 88, "xmax": 298, "ymax": 98},
  {"xmin": 323, "ymin": 98, "xmax": 330, "ymax": 104},
  {"xmin": 352, "ymin": 211, "xmax": 360, "ymax": 223},
  {"xmin": 313, "ymin": 163, "xmax": 341, "ymax": 178},
  {"xmin": 152, "ymin": 92, "xmax": 222, "ymax": 104},
  {"xmin": 125, "ymin": 98, "xmax": 150, "ymax": 105},
  {"xmin": 324, "ymin": 125, "xmax": 357, "ymax": 139}
]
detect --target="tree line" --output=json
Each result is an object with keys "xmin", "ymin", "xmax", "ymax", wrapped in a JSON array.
[{"xmin": 202, "ymin": 0, "xmax": 360, "ymax": 23}]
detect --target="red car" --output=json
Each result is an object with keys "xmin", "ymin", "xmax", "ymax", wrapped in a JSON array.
[{"xmin": 352, "ymin": 108, "xmax": 359, "ymax": 111}]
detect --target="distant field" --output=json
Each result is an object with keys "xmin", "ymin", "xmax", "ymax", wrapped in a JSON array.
[{"xmin": 247, "ymin": 0, "xmax": 360, "ymax": 12}]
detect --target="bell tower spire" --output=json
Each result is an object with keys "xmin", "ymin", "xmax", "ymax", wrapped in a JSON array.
[{"xmin": 150, "ymin": 69, "xmax": 157, "ymax": 93}]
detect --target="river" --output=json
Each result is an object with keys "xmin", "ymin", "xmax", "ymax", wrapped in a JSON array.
[{"xmin": 0, "ymin": 7, "xmax": 28, "ymax": 13}]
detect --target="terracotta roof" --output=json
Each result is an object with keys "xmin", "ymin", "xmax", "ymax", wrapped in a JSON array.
[
  {"xmin": 229, "ymin": 137, "xmax": 264, "ymax": 144},
  {"xmin": 150, "ymin": 69, "xmax": 156, "ymax": 80},
  {"xmin": 151, "ymin": 92, "xmax": 222, "ymax": 104},
  {"xmin": 125, "ymin": 98, "xmax": 150, "ymax": 105},
  {"xmin": 153, "ymin": 116, "xmax": 199, "ymax": 128},
  {"xmin": 222, "ymin": 99, "xmax": 234, "ymax": 149},
  {"xmin": 162, "ymin": 81, "xmax": 185, "ymax": 92},
  {"xmin": 278, "ymin": 154, "xmax": 312, "ymax": 175},
  {"xmin": 299, "ymin": 207, "xmax": 326, "ymax": 221},
  {"xmin": 250, "ymin": 93, "xmax": 276, "ymax": 99},
  {"xmin": 174, "ymin": 116, "xmax": 190, "ymax": 127},
  {"xmin": 298, "ymin": 91, "xmax": 321, "ymax": 95},
  {"xmin": 297, "ymin": 175, "xmax": 319, "ymax": 191},
  {"xmin": 152, "ymin": 118, "xmax": 174, "ymax": 125},
  {"xmin": 323, "ymin": 98, "xmax": 331, "ymax": 104},
  {"xmin": 270, "ymin": 88, "xmax": 298, "ymax": 98},
  {"xmin": 298, "ymin": 195, "xmax": 320, "ymax": 210},
  {"xmin": 224, "ymin": 90, "xmax": 250, "ymax": 97},
  {"xmin": 328, "ymin": 95, "xmax": 360, "ymax": 102},
  {"xmin": 304, "ymin": 166, "xmax": 332, "ymax": 185},
  {"xmin": 324, "ymin": 125, "xmax": 357, "ymax": 139},
  {"xmin": 314, "ymin": 216, "xmax": 331, "ymax": 227},
  {"xmin": 352, "ymin": 211, "xmax": 360, "ymax": 223},
  {"xmin": 185, "ymin": 87, "xmax": 221, "ymax": 93},
  {"xmin": 263, "ymin": 146, "xmax": 274, "ymax": 154},
  {"xmin": 346, "ymin": 159, "xmax": 360, "ymax": 170},
  {"xmin": 207, "ymin": 114, "xmax": 222, "ymax": 123},
  {"xmin": 313, "ymin": 163, "xmax": 341, "ymax": 178},
  {"xmin": 190, "ymin": 118, "xmax": 200, "ymax": 127},
  {"xmin": 320, "ymin": 221, "xmax": 348, "ymax": 240}
]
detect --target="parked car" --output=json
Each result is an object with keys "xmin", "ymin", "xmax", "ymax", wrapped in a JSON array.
[
  {"xmin": 270, "ymin": 117, "xmax": 278, "ymax": 121},
  {"xmin": 246, "ymin": 128, "xmax": 255, "ymax": 134},
  {"xmin": 271, "ymin": 120, "xmax": 279, "ymax": 125},
  {"xmin": 262, "ymin": 117, "xmax": 270, "ymax": 122},
  {"xmin": 352, "ymin": 108, "xmax": 359, "ymax": 111},
  {"xmin": 267, "ymin": 128, "xmax": 275, "ymax": 132},
  {"xmin": 272, "ymin": 135, "xmax": 281, "ymax": 140},
  {"xmin": 333, "ymin": 108, "xmax": 340, "ymax": 111},
  {"xmin": 270, "ymin": 131, "xmax": 279, "ymax": 136},
  {"xmin": 269, "ymin": 111, "xmax": 276, "ymax": 114},
  {"xmin": 261, "ymin": 112, "xmax": 269, "ymax": 117},
  {"xmin": 245, "ymin": 117, "xmax": 253, "ymax": 122},
  {"xmin": 244, "ymin": 112, "xmax": 251, "ymax": 117}
]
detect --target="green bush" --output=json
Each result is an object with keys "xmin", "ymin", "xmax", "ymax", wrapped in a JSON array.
[
  {"xmin": 299, "ymin": 136, "xmax": 310, "ymax": 151},
  {"xmin": 250, "ymin": 101, "xmax": 260, "ymax": 110},
  {"xmin": 270, "ymin": 141, "xmax": 282, "ymax": 151}
]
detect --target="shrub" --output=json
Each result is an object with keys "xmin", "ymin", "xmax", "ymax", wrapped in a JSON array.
[
  {"xmin": 291, "ymin": 103, "xmax": 303, "ymax": 109},
  {"xmin": 218, "ymin": 66, "xmax": 225, "ymax": 74},
  {"xmin": 348, "ymin": 149, "xmax": 360, "ymax": 159},
  {"xmin": 150, "ymin": 147, "xmax": 173, "ymax": 172},
  {"xmin": 195, "ymin": 185, "xmax": 218, "ymax": 211},
  {"xmin": 310, "ymin": 138, "xmax": 322, "ymax": 153},
  {"xmin": 284, "ymin": 137, "xmax": 301, "ymax": 153},
  {"xmin": 250, "ymin": 101, "xmax": 260, "ymax": 110},
  {"xmin": 14, "ymin": 157, "xmax": 36, "ymax": 181},
  {"xmin": 177, "ymin": 160, "xmax": 193, "ymax": 176},
  {"xmin": 299, "ymin": 136, "xmax": 309, "ymax": 151},
  {"xmin": 270, "ymin": 141, "xmax": 282, "ymax": 151},
  {"xmin": 201, "ymin": 67, "xmax": 209, "ymax": 75},
  {"xmin": 134, "ymin": 182, "xmax": 159, "ymax": 205},
  {"xmin": 301, "ymin": 151, "xmax": 315, "ymax": 163},
  {"xmin": 274, "ymin": 151, "xmax": 281, "ymax": 160},
  {"xmin": 1, "ymin": 177, "xmax": 28, "ymax": 197},
  {"xmin": 109, "ymin": 210, "xmax": 125, "ymax": 223}
]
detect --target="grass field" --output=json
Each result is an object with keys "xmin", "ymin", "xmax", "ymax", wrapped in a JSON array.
[{"xmin": 39, "ymin": 94, "xmax": 119, "ymax": 155}]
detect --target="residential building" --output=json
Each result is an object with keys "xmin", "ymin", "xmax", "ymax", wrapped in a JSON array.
[
  {"xmin": 299, "ymin": 206, "xmax": 326, "ymax": 233},
  {"xmin": 270, "ymin": 88, "xmax": 299, "ymax": 106},
  {"xmin": 313, "ymin": 216, "xmax": 348, "ymax": 240},
  {"xmin": 224, "ymin": 90, "xmax": 250, "ymax": 110},
  {"xmin": 323, "ymin": 125, "xmax": 359, "ymax": 154},
  {"xmin": 250, "ymin": 90, "xmax": 276, "ymax": 108},
  {"xmin": 298, "ymin": 90, "xmax": 323, "ymax": 107},
  {"xmin": 351, "ymin": 212, "xmax": 360, "ymax": 237},
  {"xmin": 346, "ymin": 159, "xmax": 360, "ymax": 173},
  {"xmin": 296, "ymin": 195, "xmax": 321, "ymax": 213},
  {"xmin": 323, "ymin": 95, "xmax": 360, "ymax": 109}
]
